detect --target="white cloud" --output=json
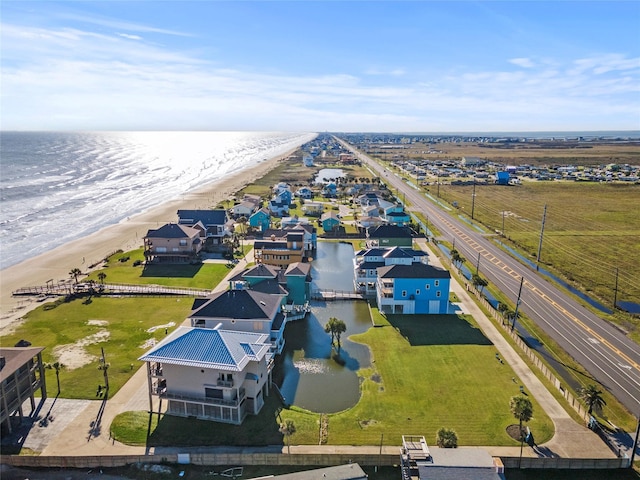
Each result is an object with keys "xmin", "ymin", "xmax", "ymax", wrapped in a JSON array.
[
  {"xmin": 117, "ymin": 33, "xmax": 142, "ymax": 41},
  {"xmin": 509, "ymin": 57, "xmax": 535, "ymax": 68},
  {"xmin": 2, "ymin": 19, "xmax": 638, "ymax": 132}
]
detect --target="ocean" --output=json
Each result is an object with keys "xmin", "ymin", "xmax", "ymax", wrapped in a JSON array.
[{"xmin": 0, "ymin": 131, "xmax": 317, "ymax": 270}]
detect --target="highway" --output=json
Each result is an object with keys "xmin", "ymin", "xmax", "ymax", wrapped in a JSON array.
[{"xmin": 341, "ymin": 139, "xmax": 640, "ymax": 418}]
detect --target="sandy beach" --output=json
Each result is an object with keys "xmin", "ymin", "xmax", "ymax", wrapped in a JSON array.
[{"xmin": 0, "ymin": 150, "xmax": 293, "ymax": 334}]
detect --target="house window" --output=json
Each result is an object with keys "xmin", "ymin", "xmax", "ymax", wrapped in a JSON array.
[
  {"xmin": 436, "ymin": 291, "xmax": 441, "ymax": 297},
  {"xmin": 253, "ymin": 321, "xmax": 263, "ymax": 331},
  {"xmin": 425, "ymin": 284, "xmax": 430, "ymax": 289},
  {"xmin": 416, "ymin": 289, "xmax": 420, "ymax": 296},
  {"xmin": 205, "ymin": 387, "xmax": 223, "ymax": 399},
  {"xmin": 179, "ymin": 239, "xmax": 187, "ymax": 246},
  {"xmin": 402, "ymin": 290, "xmax": 407, "ymax": 298},
  {"xmin": 435, "ymin": 280, "xmax": 440, "ymax": 287}
]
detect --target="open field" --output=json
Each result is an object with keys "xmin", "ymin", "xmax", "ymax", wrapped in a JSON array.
[
  {"xmin": 110, "ymin": 309, "xmax": 553, "ymax": 447},
  {"xmin": 0, "ymin": 296, "xmax": 192, "ymax": 398},
  {"xmin": 433, "ymin": 181, "xmax": 640, "ymax": 341},
  {"xmin": 370, "ymin": 139, "xmax": 640, "ymax": 166}
]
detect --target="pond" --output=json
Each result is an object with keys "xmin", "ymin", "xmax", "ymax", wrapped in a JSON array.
[
  {"xmin": 314, "ymin": 168, "xmax": 345, "ymax": 184},
  {"xmin": 274, "ymin": 241, "xmax": 372, "ymax": 413}
]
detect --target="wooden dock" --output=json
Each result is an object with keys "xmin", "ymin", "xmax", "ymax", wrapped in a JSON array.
[{"xmin": 13, "ymin": 282, "xmax": 212, "ymax": 298}]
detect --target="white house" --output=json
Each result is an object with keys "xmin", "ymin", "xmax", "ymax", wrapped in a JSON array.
[{"xmin": 139, "ymin": 326, "xmax": 273, "ymax": 425}]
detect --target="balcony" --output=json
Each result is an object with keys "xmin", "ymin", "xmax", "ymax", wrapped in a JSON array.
[{"xmin": 158, "ymin": 387, "xmax": 246, "ymax": 408}]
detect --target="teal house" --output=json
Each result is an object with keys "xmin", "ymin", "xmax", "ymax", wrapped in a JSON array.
[
  {"xmin": 320, "ymin": 212, "xmax": 340, "ymax": 232},
  {"xmin": 249, "ymin": 208, "xmax": 271, "ymax": 232}
]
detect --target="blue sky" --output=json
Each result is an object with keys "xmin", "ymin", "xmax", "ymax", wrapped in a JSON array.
[{"xmin": 1, "ymin": 1, "xmax": 639, "ymax": 132}]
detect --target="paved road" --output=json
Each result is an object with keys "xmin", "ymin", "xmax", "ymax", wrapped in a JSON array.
[{"xmin": 342, "ymin": 139, "xmax": 640, "ymax": 417}]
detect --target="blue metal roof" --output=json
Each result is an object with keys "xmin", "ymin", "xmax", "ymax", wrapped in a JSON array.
[{"xmin": 139, "ymin": 327, "xmax": 270, "ymax": 371}]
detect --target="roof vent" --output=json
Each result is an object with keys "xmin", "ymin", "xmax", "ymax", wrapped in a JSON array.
[{"xmin": 259, "ymin": 300, "xmax": 266, "ymax": 306}]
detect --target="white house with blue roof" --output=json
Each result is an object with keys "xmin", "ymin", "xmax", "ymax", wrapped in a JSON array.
[
  {"xmin": 139, "ymin": 326, "xmax": 272, "ymax": 425},
  {"xmin": 354, "ymin": 246, "xmax": 428, "ymax": 295}
]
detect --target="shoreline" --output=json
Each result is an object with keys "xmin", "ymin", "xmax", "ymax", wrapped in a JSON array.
[{"xmin": 0, "ymin": 148, "xmax": 296, "ymax": 334}]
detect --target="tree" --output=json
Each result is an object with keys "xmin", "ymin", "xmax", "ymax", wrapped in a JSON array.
[
  {"xmin": 279, "ymin": 419, "xmax": 296, "ymax": 454},
  {"xmin": 69, "ymin": 267, "xmax": 82, "ymax": 284},
  {"xmin": 450, "ymin": 249, "xmax": 465, "ymax": 271},
  {"xmin": 45, "ymin": 361, "xmax": 65, "ymax": 395},
  {"xmin": 510, "ymin": 395, "xmax": 533, "ymax": 467},
  {"xmin": 436, "ymin": 427, "xmax": 458, "ymax": 448},
  {"xmin": 324, "ymin": 317, "xmax": 347, "ymax": 353},
  {"xmin": 237, "ymin": 216, "xmax": 248, "ymax": 235},
  {"xmin": 471, "ymin": 273, "xmax": 488, "ymax": 293},
  {"xmin": 580, "ymin": 384, "xmax": 607, "ymax": 415},
  {"xmin": 97, "ymin": 272, "xmax": 107, "ymax": 285}
]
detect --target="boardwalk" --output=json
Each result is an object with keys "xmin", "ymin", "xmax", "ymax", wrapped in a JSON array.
[
  {"xmin": 13, "ymin": 282, "xmax": 212, "ymax": 298},
  {"xmin": 311, "ymin": 289, "xmax": 367, "ymax": 301}
]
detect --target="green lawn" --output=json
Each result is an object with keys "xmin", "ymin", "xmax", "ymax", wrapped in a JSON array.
[
  {"xmin": 112, "ymin": 310, "xmax": 554, "ymax": 448},
  {"xmin": 84, "ymin": 249, "xmax": 233, "ymax": 289},
  {"xmin": 2, "ymin": 296, "xmax": 193, "ymax": 398}
]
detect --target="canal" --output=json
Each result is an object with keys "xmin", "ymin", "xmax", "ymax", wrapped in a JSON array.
[{"xmin": 274, "ymin": 241, "xmax": 372, "ymax": 413}]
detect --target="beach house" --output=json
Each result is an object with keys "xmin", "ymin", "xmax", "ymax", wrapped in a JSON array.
[
  {"xmin": 139, "ymin": 326, "xmax": 272, "ymax": 425},
  {"xmin": 177, "ymin": 209, "xmax": 230, "ymax": 248},
  {"xmin": 320, "ymin": 211, "xmax": 341, "ymax": 233},
  {"xmin": 143, "ymin": 223, "xmax": 202, "ymax": 263},
  {"xmin": 376, "ymin": 263, "xmax": 450, "ymax": 314},
  {"xmin": 0, "ymin": 346, "xmax": 47, "ymax": 434},
  {"xmin": 249, "ymin": 207, "xmax": 271, "ymax": 232},
  {"xmin": 354, "ymin": 246, "xmax": 428, "ymax": 295}
]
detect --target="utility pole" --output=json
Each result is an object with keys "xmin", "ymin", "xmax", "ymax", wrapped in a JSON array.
[
  {"xmin": 613, "ymin": 267, "xmax": 619, "ymax": 309},
  {"xmin": 502, "ymin": 210, "xmax": 506, "ymax": 237},
  {"xmin": 536, "ymin": 204, "xmax": 547, "ymax": 271},
  {"xmin": 471, "ymin": 178, "xmax": 477, "ymax": 220},
  {"xmin": 476, "ymin": 252, "xmax": 481, "ymax": 275},
  {"xmin": 512, "ymin": 277, "xmax": 524, "ymax": 331}
]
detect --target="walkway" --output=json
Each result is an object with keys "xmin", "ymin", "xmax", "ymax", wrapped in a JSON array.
[{"xmin": 20, "ymin": 240, "xmax": 617, "ymax": 460}]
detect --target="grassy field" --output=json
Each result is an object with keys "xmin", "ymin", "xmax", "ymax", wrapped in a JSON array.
[
  {"xmin": 2, "ymin": 296, "xmax": 193, "ymax": 398},
  {"xmin": 432, "ymin": 180, "xmax": 640, "ymax": 341},
  {"xmin": 111, "ymin": 309, "xmax": 553, "ymax": 448}
]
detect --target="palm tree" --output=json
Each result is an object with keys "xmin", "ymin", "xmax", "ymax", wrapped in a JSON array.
[
  {"xmin": 471, "ymin": 273, "xmax": 488, "ymax": 293},
  {"xmin": 324, "ymin": 317, "xmax": 347, "ymax": 353},
  {"xmin": 510, "ymin": 395, "xmax": 533, "ymax": 467},
  {"xmin": 97, "ymin": 272, "xmax": 107, "ymax": 285},
  {"xmin": 279, "ymin": 419, "xmax": 296, "ymax": 454},
  {"xmin": 45, "ymin": 361, "xmax": 65, "ymax": 395},
  {"xmin": 580, "ymin": 384, "xmax": 607, "ymax": 415},
  {"xmin": 69, "ymin": 267, "xmax": 82, "ymax": 284},
  {"xmin": 436, "ymin": 427, "xmax": 458, "ymax": 448}
]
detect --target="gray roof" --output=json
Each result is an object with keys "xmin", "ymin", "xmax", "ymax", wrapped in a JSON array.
[
  {"xmin": 285, "ymin": 262, "xmax": 311, "ymax": 277},
  {"xmin": 177, "ymin": 209, "xmax": 227, "ymax": 226},
  {"xmin": 144, "ymin": 223, "xmax": 199, "ymax": 239},
  {"xmin": 243, "ymin": 264, "xmax": 280, "ymax": 279},
  {"xmin": 138, "ymin": 327, "xmax": 269, "ymax": 371},
  {"xmin": 0, "ymin": 347, "xmax": 44, "ymax": 383},
  {"xmin": 190, "ymin": 289, "xmax": 283, "ymax": 320},
  {"xmin": 377, "ymin": 264, "xmax": 450, "ymax": 279},
  {"xmin": 368, "ymin": 224, "xmax": 413, "ymax": 238},
  {"xmin": 416, "ymin": 466, "xmax": 501, "ymax": 480},
  {"xmin": 268, "ymin": 463, "xmax": 367, "ymax": 480}
]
